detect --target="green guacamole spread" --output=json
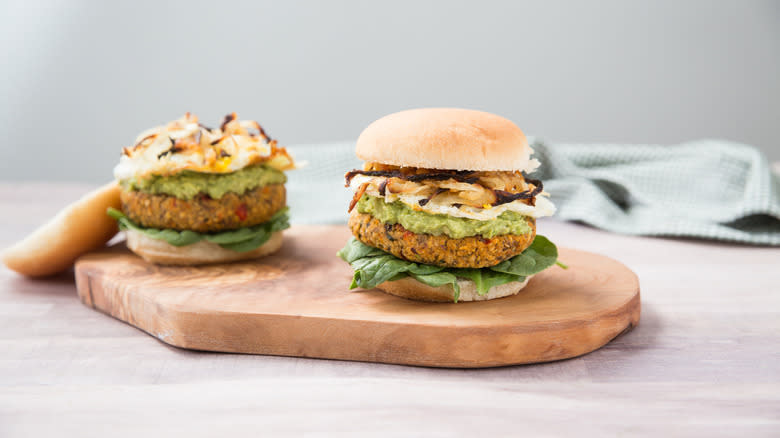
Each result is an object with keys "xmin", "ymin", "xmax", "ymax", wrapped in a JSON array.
[
  {"xmin": 356, "ymin": 195, "xmax": 532, "ymax": 239},
  {"xmin": 120, "ymin": 165, "xmax": 286, "ymax": 200}
]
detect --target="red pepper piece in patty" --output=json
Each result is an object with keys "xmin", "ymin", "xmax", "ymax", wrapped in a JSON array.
[{"xmin": 235, "ymin": 204, "xmax": 248, "ymax": 221}]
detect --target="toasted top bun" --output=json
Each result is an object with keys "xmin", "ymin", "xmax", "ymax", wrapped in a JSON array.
[
  {"xmin": 378, "ymin": 275, "xmax": 532, "ymax": 303},
  {"xmin": 356, "ymin": 108, "xmax": 535, "ymax": 171},
  {"xmin": 2, "ymin": 182, "xmax": 121, "ymax": 277},
  {"xmin": 124, "ymin": 229, "xmax": 283, "ymax": 266}
]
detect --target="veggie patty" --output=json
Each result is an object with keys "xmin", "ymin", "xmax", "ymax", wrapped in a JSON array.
[
  {"xmin": 348, "ymin": 211, "xmax": 536, "ymax": 268},
  {"xmin": 120, "ymin": 183, "xmax": 285, "ymax": 232}
]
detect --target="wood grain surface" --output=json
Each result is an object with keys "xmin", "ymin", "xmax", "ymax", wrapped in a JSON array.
[
  {"xmin": 1, "ymin": 183, "xmax": 778, "ymax": 437},
  {"xmin": 73, "ymin": 226, "xmax": 640, "ymax": 367}
]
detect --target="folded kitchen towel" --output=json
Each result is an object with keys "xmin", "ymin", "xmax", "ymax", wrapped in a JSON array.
[
  {"xmin": 531, "ymin": 140, "xmax": 780, "ymax": 245},
  {"xmin": 286, "ymin": 140, "xmax": 780, "ymax": 245}
]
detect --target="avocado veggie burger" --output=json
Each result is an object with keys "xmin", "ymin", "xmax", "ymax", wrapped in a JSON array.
[
  {"xmin": 110, "ymin": 112, "xmax": 295, "ymax": 265},
  {"xmin": 338, "ymin": 108, "xmax": 562, "ymax": 302}
]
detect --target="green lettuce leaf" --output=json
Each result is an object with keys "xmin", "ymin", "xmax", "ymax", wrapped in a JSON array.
[
  {"xmin": 337, "ymin": 235, "xmax": 560, "ymax": 302},
  {"xmin": 107, "ymin": 207, "xmax": 290, "ymax": 253}
]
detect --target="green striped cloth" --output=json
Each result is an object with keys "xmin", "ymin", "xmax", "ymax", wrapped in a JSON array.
[{"xmin": 286, "ymin": 140, "xmax": 780, "ymax": 245}]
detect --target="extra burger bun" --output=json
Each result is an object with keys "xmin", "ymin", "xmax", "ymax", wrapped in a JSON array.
[
  {"xmin": 124, "ymin": 229, "xmax": 284, "ymax": 265},
  {"xmin": 2, "ymin": 182, "xmax": 121, "ymax": 277},
  {"xmin": 356, "ymin": 108, "xmax": 533, "ymax": 171},
  {"xmin": 378, "ymin": 275, "xmax": 532, "ymax": 303}
]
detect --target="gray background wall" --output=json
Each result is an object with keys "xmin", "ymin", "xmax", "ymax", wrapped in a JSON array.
[{"xmin": 1, "ymin": 0, "xmax": 778, "ymax": 183}]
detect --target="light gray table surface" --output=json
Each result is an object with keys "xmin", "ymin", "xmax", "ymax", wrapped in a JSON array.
[{"xmin": 1, "ymin": 182, "xmax": 778, "ymax": 437}]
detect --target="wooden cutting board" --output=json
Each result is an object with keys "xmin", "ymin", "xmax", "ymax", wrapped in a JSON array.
[{"xmin": 74, "ymin": 225, "xmax": 640, "ymax": 368}]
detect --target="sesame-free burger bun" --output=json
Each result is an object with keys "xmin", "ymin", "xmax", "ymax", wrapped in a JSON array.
[
  {"xmin": 124, "ymin": 229, "xmax": 284, "ymax": 266},
  {"xmin": 356, "ymin": 108, "xmax": 534, "ymax": 171},
  {"xmin": 378, "ymin": 275, "xmax": 532, "ymax": 303},
  {"xmin": 2, "ymin": 182, "xmax": 121, "ymax": 277}
]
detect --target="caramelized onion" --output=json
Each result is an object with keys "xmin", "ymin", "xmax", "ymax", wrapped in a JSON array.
[
  {"xmin": 220, "ymin": 112, "xmax": 237, "ymax": 131},
  {"xmin": 345, "ymin": 168, "xmax": 543, "ymax": 207},
  {"xmin": 348, "ymin": 182, "xmax": 369, "ymax": 213}
]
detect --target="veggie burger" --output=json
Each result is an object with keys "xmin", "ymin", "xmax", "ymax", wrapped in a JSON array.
[
  {"xmin": 338, "ymin": 108, "xmax": 561, "ymax": 302},
  {"xmin": 110, "ymin": 112, "xmax": 295, "ymax": 265}
]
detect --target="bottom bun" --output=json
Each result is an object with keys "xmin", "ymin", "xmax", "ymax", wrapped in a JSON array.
[
  {"xmin": 125, "ymin": 229, "xmax": 284, "ymax": 266},
  {"xmin": 378, "ymin": 275, "xmax": 532, "ymax": 303}
]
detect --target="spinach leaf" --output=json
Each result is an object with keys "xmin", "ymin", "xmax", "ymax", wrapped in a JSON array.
[
  {"xmin": 336, "ymin": 236, "xmax": 386, "ymax": 262},
  {"xmin": 405, "ymin": 263, "xmax": 447, "ymax": 276},
  {"xmin": 107, "ymin": 207, "xmax": 290, "ymax": 253},
  {"xmin": 215, "ymin": 230, "xmax": 272, "ymax": 252},
  {"xmin": 337, "ymin": 235, "xmax": 560, "ymax": 302},
  {"xmin": 202, "ymin": 227, "xmax": 259, "ymax": 244},
  {"xmin": 489, "ymin": 235, "xmax": 558, "ymax": 276},
  {"xmin": 346, "ymin": 251, "xmax": 448, "ymax": 291},
  {"xmin": 410, "ymin": 271, "xmax": 461, "ymax": 302},
  {"xmin": 350, "ymin": 254, "xmax": 413, "ymax": 289},
  {"xmin": 452, "ymin": 269, "xmax": 524, "ymax": 296}
]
